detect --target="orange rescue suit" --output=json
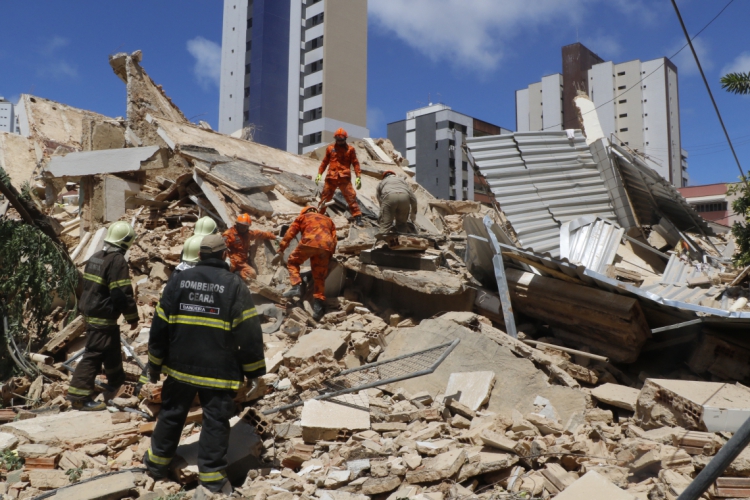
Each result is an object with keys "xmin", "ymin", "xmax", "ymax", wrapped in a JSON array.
[{"xmin": 222, "ymin": 226, "xmax": 276, "ymax": 281}]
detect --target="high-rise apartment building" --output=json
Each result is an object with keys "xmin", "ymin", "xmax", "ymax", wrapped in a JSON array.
[
  {"xmin": 387, "ymin": 104, "xmax": 511, "ymax": 202},
  {"xmin": 516, "ymin": 43, "xmax": 686, "ymax": 187},
  {"xmin": 0, "ymin": 97, "xmax": 15, "ymax": 134},
  {"xmin": 219, "ymin": 0, "xmax": 369, "ymax": 154}
]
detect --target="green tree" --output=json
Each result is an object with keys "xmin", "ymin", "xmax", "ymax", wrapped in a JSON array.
[
  {"xmin": 721, "ymin": 72, "xmax": 750, "ymax": 95},
  {"xmin": 721, "ymin": 70, "xmax": 750, "ymax": 266}
]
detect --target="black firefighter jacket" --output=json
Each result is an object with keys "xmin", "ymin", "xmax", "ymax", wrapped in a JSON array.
[
  {"xmin": 81, "ymin": 247, "xmax": 139, "ymax": 327},
  {"xmin": 148, "ymin": 258, "xmax": 266, "ymax": 391}
]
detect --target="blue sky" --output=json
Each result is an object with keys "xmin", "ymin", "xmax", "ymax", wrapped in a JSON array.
[{"xmin": 2, "ymin": 1, "xmax": 749, "ymax": 186}]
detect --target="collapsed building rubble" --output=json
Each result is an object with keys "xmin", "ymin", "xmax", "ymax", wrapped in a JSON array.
[{"xmin": 0, "ymin": 51, "xmax": 749, "ymax": 500}]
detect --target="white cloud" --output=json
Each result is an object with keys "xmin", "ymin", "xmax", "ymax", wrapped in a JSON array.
[
  {"xmin": 40, "ymin": 36, "xmax": 70, "ymax": 56},
  {"xmin": 369, "ymin": 0, "xmax": 597, "ymax": 72},
  {"xmin": 367, "ymin": 106, "xmax": 386, "ymax": 137},
  {"xmin": 722, "ymin": 52, "xmax": 750, "ymax": 76},
  {"xmin": 37, "ymin": 61, "xmax": 78, "ymax": 79},
  {"xmin": 581, "ymin": 34, "xmax": 622, "ymax": 59},
  {"xmin": 668, "ymin": 37, "xmax": 712, "ymax": 76},
  {"xmin": 187, "ymin": 36, "xmax": 221, "ymax": 90}
]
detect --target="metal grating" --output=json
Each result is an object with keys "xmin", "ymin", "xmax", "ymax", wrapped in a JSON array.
[
  {"xmin": 263, "ymin": 339, "xmax": 460, "ymax": 415},
  {"xmin": 467, "ymin": 131, "xmax": 618, "ymax": 257}
]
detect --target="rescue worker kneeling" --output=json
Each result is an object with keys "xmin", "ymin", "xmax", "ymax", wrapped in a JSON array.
[{"xmin": 143, "ymin": 234, "xmax": 266, "ymax": 493}]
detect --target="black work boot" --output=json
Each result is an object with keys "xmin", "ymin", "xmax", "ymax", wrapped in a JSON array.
[
  {"xmin": 142, "ymin": 451, "xmax": 167, "ymax": 480},
  {"xmin": 101, "ymin": 383, "xmax": 122, "ymax": 403},
  {"xmin": 312, "ymin": 299, "xmax": 325, "ymax": 320},
  {"xmin": 69, "ymin": 397, "xmax": 107, "ymax": 412},
  {"xmin": 355, "ymin": 216, "xmax": 364, "ymax": 227},
  {"xmin": 283, "ymin": 285, "xmax": 302, "ymax": 298}
]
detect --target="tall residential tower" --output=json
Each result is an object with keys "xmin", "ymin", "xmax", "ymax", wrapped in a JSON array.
[
  {"xmin": 516, "ymin": 43, "xmax": 686, "ymax": 187},
  {"xmin": 219, "ymin": 0, "xmax": 369, "ymax": 154}
]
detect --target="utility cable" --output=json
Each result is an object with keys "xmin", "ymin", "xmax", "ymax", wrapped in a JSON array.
[
  {"xmin": 539, "ymin": 0, "xmax": 735, "ymax": 132},
  {"xmin": 670, "ymin": 0, "xmax": 748, "ymax": 185}
]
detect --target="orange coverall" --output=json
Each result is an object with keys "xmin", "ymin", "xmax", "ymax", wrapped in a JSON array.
[
  {"xmin": 222, "ymin": 226, "xmax": 276, "ymax": 281},
  {"xmin": 318, "ymin": 143, "xmax": 362, "ymax": 217},
  {"xmin": 279, "ymin": 210, "xmax": 337, "ymax": 301}
]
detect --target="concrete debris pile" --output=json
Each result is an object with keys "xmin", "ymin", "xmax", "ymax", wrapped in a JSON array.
[{"xmin": 1, "ymin": 51, "xmax": 750, "ymax": 499}]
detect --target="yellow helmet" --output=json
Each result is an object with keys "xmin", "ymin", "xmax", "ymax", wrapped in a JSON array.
[
  {"xmin": 103, "ymin": 221, "xmax": 136, "ymax": 250},
  {"xmin": 182, "ymin": 235, "xmax": 203, "ymax": 263},
  {"xmin": 195, "ymin": 216, "xmax": 218, "ymax": 236}
]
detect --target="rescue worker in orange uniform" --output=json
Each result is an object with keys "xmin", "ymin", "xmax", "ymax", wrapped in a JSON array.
[
  {"xmin": 278, "ymin": 207, "xmax": 337, "ymax": 320},
  {"xmin": 316, "ymin": 128, "xmax": 364, "ymax": 227},
  {"xmin": 222, "ymin": 213, "xmax": 277, "ymax": 281}
]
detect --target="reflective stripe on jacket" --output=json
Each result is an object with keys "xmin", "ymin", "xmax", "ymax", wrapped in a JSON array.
[
  {"xmin": 148, "ymin": 258, "xmax": 266, "ymax": 390},
  {"xmin": 80, "ymin": 247, "xmax": 138, "ymax": 325},
  {"xmin": 318, "ymin": 143, "xmax": 361, "ymax": 179}
]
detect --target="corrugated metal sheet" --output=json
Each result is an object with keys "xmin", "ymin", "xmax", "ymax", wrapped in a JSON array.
[
  {"xmin": 494, "ymin": 244, "xmax": 750, "ymax": 319},
  {"xmin": 467, "ymin": 131, "xmax": 618, "ymax": 257},
  {"xmin": 610, "ymin": 144, "xmax": 713, "ymax": 235},
  {"xmin": 661, "ymin": 254, "xmax": 707, "ymax": 285},
  {"xmin": 559, "ymin": 216, "xmax": 624, "ymax": 274}
]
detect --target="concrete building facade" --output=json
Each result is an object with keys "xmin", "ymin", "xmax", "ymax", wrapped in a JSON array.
[
  {"xmin": 0, "ymin": 97, "xmax": 15, "ymax": 134},
  {"xmin": 678, "ymin": 182, "xmax": 742, "ymax": 228},
  {"xmin": 387, "ymin": 104, "xmax": 511, "ymax": 202},
  {"xmin": 516, "ymin": 43, "xmax": 686, "ymax": 187},
  {"xmin": 219, "ymin": 0, "xmax": 368, "ymax": 154}
]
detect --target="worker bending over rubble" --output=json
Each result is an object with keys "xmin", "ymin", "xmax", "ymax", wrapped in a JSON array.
[
  {"xmin": 316, "ymin": 128, "xmax": 364, "ymax": 227},
  {"xmin": 279, "ymin": 207, "xmax": 337, "ymax": 320},
  {"xmin": 144, "ymin": 234, "xmax": 266, "ymax": 494},
  {"xmin": 223, "ymin": 213, "xmax": 277, "ymax": 282},
  {"xmin": 376, "ymin": 170, "xmax": 418, "ymax": 234},
  {"xmin": 67, "ymin": 221, "xmax": 139, "ymax": 411}
]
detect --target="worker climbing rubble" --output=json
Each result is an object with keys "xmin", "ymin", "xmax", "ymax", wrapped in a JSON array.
[
  {"xmin": 279, "ymin": 206, "xmax": 337, "ymax": 320},
  {"xmin": 223, "ymin": 213, "xmax": 277, "ymax": 282},
  {"xmin": 143, "ymin": 234, "xmax": 266, "ymax": 494},
  {"xmin": 376, "ymin": 170, "xmax": 418, "ymax": 234},
  {"xmin": 316, "ymin": 128, "xmax": 365, "ymax": 227},
  {"xmin": 66, "ymin": 221, "xmax": 139, "ymax": 411}
]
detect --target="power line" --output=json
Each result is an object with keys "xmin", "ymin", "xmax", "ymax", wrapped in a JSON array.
[
  {"xmin": 540, "ymin": 0, "xmax": 736, "ymax": 132},
  {"xmin": 670, "ymin": 0, "xmax": 747, "ymax": 184}
]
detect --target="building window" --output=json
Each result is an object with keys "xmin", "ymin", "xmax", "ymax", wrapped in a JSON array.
[
  {"xmin": 435, "ymin": 142, "xmax": 438, "ymax": 149},
  {"xmin": 620, "ymin": 128, "xmax": 628, "ymax": 132},
  {"xmin": 462, "ymin": 161, "xmax": 468, "ymax": 171},
  {"xmin": 247, "ymin": 18, "xmax": 253, "ymax": 28},
  {"xmin": 245, "ymin": 64, "xmax": 251, "ymax": 74},
  {"xmin": 435, "ymin": 159, "xmax": 439, "ymax": 167},
  {"xmin": 246, "ymin": 41, "xmax": 252, "ymax": 51},
  {"xmin": 618, "ymin": 85, "xmax": 626, "ymax": 90},
  {"xmin": 243, "ymin": 111, "xmax": 249, "ymax": 122},
  {"xmin": 617, "ymin": 71, "xmax": 625, "ymax": 76},
  {"xmin": 304, "ymin": 107, "xmax": 322, "ymax": 122},
  {"xmin": 244, "ymin": 87, "xmax": 249, "ymax": 97},
  {"xmin": 436, "ymin": 178, "xmax": 439, "ymax": 185},
  {"xmin": 619, "ymin": 99, "xmax": 627, "ymax": 104},
  {"xmin": 619, "ymin": 114, "xmax": 627, "ymax": 118},
  {"xmin": 305, "ymin": 131, "xmax": 322, "ymax": 146},
  {"xmin": 306, "ymin": 83, "xmax": 323, "ymax": 97},
  {"xmin": 693, "ymin": 202, "xmax": 728, "ymax": 213}
]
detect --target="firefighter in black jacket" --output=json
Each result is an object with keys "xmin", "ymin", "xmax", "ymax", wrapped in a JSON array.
[
  {"xmin": 67, "ymin": 221, "xmax": 139, "ymax": 411},
  {"xmin": 143, "ymin": 234, "xmax": 266, "ymax": 493}
]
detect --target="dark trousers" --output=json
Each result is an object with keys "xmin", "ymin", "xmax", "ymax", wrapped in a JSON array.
[
  {"xmin": 68, "ymin": 325, "xmax": 124, "ymax": 399},
  {"xmin": 146, "ymin": 377, "xmax": 235, "ymax": 491}
]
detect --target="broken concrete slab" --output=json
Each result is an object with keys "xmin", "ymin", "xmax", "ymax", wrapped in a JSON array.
[
  {"xmin": 264, "ymin": 170, "xmax": 317, "ymax": 204},
  {"xmin": 53, "ymin": 470, "xmax": 135, "ymax": 500},
  {"xmin": 555, "ymin": 470, "xmax": 637, "ymax": 500},
  {"xmin": 193, "ymin": 171, "xmax": 234, "ymax": 227},
  {"xmin": 405, "ymin": 448, "xmax": 466, "ymax": 483},
  {"xmin": 316, "ymin": 490, "xmax": 369, "ymax": 500},
  {"xmin": 301, "ymin": 395, "xmax": 370, "ymax": 442},
  {"xmin": 360, "ymin": 249, "xmax": 439, "ymax": 272},
  {"xmin": 381, "ymin": 318, "xmax": 586, "ymax": 424},
  {"xmin": 591, "ymin": 383, "xmax": 640, "ymax": 412},
  {"xmin": 0, "ymin": 432, "xmax": 18, "ymax": 451},
  {"xmin": 0, "ymin": 410, "xmax": 138, "ymax": 447},
  {"xmin": 46, "ymin": 146, "xmax": 164, "ymax": 177},
  {"xmin": 228, "ymin": 189, "xmax": 274, "ymax": 218},
  {"xmin": 175, "ymin": 416, "xmax": 261, "ymax": 484},
  {"xmin": 17, "ymin": 443, "xmax": 63, "ymax": 459},
  {"xmin": 444, "ymin": 371, "xmax": 495, "ymax": 411},
  {"xmin": 28, "ymin": 469, "xmax": 70, "ymax": 490},
  {"xmin": 361, "ymin": 475, "xmax": 402, "ymax": 495},
  {"xmin": 637, "ymin": 379, "xmax": 750, "ymax": 432},
  {"xmin": 183, "ymin": 149, "xmax": 276, "ymax": 193},
  {"xmin": 342, "ymin": 258, "xmax": 470, "ymax": 296},
  {"xmin": 283, "ymin": 329, "xmax": 349, "ymax": 364}
]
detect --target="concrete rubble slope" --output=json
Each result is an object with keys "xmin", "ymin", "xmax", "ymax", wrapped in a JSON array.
[
  {"xmin": 4, "ymin": 48, "xmax": 750, "ymax": 500},
  {"xmin": 46, "ymin": 146, "xmax": 165, "ymax": 177}
]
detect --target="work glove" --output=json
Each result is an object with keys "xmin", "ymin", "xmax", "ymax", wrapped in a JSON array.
[
  {"xmin": 277, "ymin": 245, "xmax": 286, "ymax": 254},
  {"xmin": 315, "ymin": 174, "xmax": 322, "ymax": 185},
  {"xmin": 355, "ymin": 177, "xmax": 362, "ymax": 190}
]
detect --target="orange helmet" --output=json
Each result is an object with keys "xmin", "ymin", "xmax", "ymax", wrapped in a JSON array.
[
  {"xmin": 334, "ymin": 128, "xmax": 348, "ymax": 139},
  {"xmin": 300, "ymin": 206, "xmax": 318, "ymax": 215},
  {"xmin": 236, "ymin": 213, "xmax": 252, "ymax": 226},
  {"xmin": 383, "ymin": 170, "xmax": 396, "ymax": 179}
]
